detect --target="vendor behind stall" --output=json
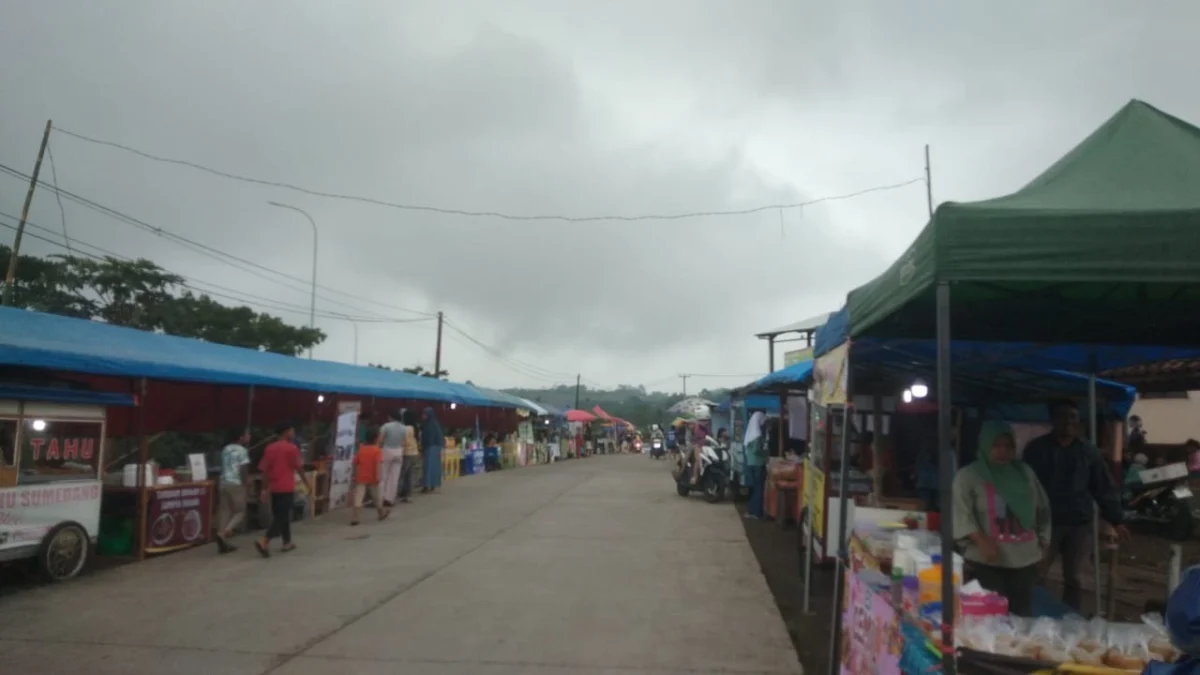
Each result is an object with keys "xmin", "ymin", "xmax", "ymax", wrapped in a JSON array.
[
  {"xmin": 1023, "ymin": 398, "xmax": 1127, "ymax": 611},
  {"xmin": 953, "ymin": 420, "xmax": 1052, "ymax": 617}
]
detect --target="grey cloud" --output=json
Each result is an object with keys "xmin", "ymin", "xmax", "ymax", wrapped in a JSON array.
[{"xmin": 2, "ymin": 1, "xmax": 1198, "ymax": 388}]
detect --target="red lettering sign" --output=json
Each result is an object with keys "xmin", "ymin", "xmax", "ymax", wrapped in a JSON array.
[
  {"xmin": 63, "ymin": 438, "xmax": 79, "ymax": 460},
  {"xmin": 46, "ymin": 438, "xmax": 60, "ymax": 461},
  {"xmin": 29, "ymin": 437, "xmax": 45, "ymax": 460}
]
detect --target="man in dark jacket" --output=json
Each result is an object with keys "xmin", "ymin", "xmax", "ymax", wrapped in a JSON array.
[{"xmin": 1023, "ymin": 398, "xmax": 1128, "ymax": 611}]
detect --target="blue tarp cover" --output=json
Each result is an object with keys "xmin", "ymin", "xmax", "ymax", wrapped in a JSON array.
[
  {"xmin": 740, "ymin": 360, "xmax": 814, "ymax": 394},
  {"xmin": 0, "ymin": 384, "xmax": 135, "ymax": 407},
  {"xmin": 0, "ymin": 308, "xmax": 501, "ymax": 407},
  {"xmin": 813, "ymin": 305, "xmax": 1200, "ymax": 372}
]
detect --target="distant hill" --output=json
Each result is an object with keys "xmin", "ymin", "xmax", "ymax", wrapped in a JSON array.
[{"xmin": 502, "ymin": 384, "xmax": 731, "ymax": 429}]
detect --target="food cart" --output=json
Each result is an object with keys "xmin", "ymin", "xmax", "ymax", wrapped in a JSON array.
[{"xmin": 0, "ymin": 386, "xmax": 132, "ymax": 582}]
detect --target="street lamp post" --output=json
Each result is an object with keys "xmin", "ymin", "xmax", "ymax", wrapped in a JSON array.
[
  {"xmin": 350, "ymin": 319, "xmax": 359, "ymax": 365},
  {"xmin": 268, "ymin": 201, "xmax": 318, "ymax": 359}
]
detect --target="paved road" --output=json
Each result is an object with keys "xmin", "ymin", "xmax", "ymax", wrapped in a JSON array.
[{"xmin": 0, "ymin": 455, "xmax": 801, "ymax": 675}]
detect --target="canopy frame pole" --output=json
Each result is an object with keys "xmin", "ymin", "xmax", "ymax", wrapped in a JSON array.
[
  {"xmin": 1087, "ymin": 367, "xmax": 1103, "ymax": 617},
  {"xmin": 135, "ymin": 376, "xmax": 149, "ymax": 561},
  {"xmin": 825, "ymin": 375, "xmax": 854, "ymax": 675},
  {"xmin": 936, "ymin": 281, "xmax": 957, "ymax": 675}
]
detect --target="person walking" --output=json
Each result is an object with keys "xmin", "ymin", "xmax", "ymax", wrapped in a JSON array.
[
  {"xmin": 1022, "ymin": 398, "xmax": 1128, "ymax": 611},
  {"xmin": 397, "ymin": 409, "xmax": 420, "ymax": 502},
  {"xmin": 743, "ymin": 411, "xmax": 768, "ymax": 520},
  {"xmin": 953, "ymin": 420, "xmax": 1052, "ymax": 616},
  {"xmin": 215, "ymin": 428, "xmax": 251, "ymax": 554},
  {"xmin": 255, "ymin": 422, "xmax": 313, "ymax": 558},
  {"xmin": 377, "ymin": 409, "xmax": 408, "ymax": 507},
  {"xmin": 350, "ymin": 428, "xmax": 388, "ymax": 525},
  {"xmin": 420, "ymin": 406, "xmax": 445, "ymax": 493}
]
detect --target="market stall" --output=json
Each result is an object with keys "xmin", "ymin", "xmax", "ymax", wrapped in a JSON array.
[{"xmin": 829, "ymin": 100, "xmax": 1200, "ymax": 675}]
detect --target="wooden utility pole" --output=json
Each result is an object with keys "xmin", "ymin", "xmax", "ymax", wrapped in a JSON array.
[
  {"xmin": 2, "ymin": 120, "xmax": 53, "ymax": 307},
  {"xmin": 679, "ymin": 374, "xmax": 690, "ymax": 396},
  {"xmin": 433, "ymin": 311, "xmax": 444, "ymax": 377},
  {"xmin": 574, "ymin": 374, "xmax": 581, "ymax": 410}
]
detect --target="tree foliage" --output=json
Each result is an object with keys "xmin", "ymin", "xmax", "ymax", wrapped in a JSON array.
[{"xmin": 1, "ymin": 245, "xmax": 326, "ymax": 356}]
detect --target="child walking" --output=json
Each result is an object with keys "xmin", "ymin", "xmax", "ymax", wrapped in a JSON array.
[{"xmin": 351, "ymin": 429, "xmax": 389, "ymax": 526}]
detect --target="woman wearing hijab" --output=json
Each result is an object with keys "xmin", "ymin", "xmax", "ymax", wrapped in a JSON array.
[
  {"xmin": 743, "ymin": 411, "xmax": 768, "ymax": 519},
  {"xmin": 420, "ymin": 407, "xmax": 446, "ymax": 493},
  {"xmin": 952, "ymin": 420, "xmax": 1051, "ymax": 616}
]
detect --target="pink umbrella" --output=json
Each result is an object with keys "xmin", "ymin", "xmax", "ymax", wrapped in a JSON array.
[{"xmin": 565, "ymin": 409, "xmax": 596, "ymax": 422}]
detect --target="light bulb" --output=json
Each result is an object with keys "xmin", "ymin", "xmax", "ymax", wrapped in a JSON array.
[
  {"xmin": 910, "ymin": 382, "xmax": 929, "ymax": 399},
  {"xmin": 31, "ymin": 419, "xmax": 47, "ymax": 432},
  {"xmin": 317, "ymin": 394, "xmax": 325, "ymax": 403},
  {"xmin": 902, "ymin": 389, "xmax": 913, "ymax": 404}
]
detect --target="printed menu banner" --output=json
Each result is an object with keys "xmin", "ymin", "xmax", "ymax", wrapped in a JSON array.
[
  {"xmin": 0, "ymin": 480, "xmax": 103, "ymax": 553},
  {"xmin": 840, "ymin": 571, "xmax": 902, "ymax": 675},
  {"xmin": 145, "ymin": 484, "xmax": 211, "ymax": 554},
  {"xmin": 329, "ymin": 410, "xmax": 359, "ymax": 509},
  {"xmin": 813, "ymin": 341, "xmax": 850, "ymax": 406},
  {"xmin": 804, "ymin": 459, "xmax": 826, "ymax": 541}
]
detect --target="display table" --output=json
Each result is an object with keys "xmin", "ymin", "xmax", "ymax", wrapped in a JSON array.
[{"xmin": 104, "ymin": 481, "xmax": 214, "ymax": 556}]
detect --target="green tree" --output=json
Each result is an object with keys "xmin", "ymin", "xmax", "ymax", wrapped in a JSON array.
[{"xmin": 1, "ymin": 246, "xmax": 325, "ymax": 356}]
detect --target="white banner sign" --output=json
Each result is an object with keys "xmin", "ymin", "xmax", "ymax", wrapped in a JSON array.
[
  {"xmin": 0, "ymin": 480, "xmax": 102, "ymax": 553},
  {"xmin": 330, "ymin": 411, "xmax": 359, "ymax": 509}
]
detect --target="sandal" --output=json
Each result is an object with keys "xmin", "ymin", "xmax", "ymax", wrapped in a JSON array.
[
  {"xmin": 280, "ymin": 544, "xmax": 296, "ymax": 553},
  {"xmin": 254, "ymin": 539, "xmax": 270, "ymax": 558}
]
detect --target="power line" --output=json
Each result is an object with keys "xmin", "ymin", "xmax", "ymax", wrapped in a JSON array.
[
  {"xmin": 442, "ymin": 318, "xmax": 577, "ymax": 380},
  {"xmin": 53, "ymin": 126, "xmax": 926, "ymax": 223},
  {"xmin": 439, "ymin": 319, "xmax": 578, "ymax": 384},
  {"xmin": 43, "ymin": 137, "xmax": 71, "ymax": 254},
  {"xmin": 0, "ymin": 216, "xmax": 433, "ymax": 325},
  {"xmin": 0, "ymin": 164, "xmax": 436, "ymax": 320}
]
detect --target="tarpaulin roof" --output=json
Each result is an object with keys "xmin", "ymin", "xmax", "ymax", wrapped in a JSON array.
[
  {"xmin": 719, "ymin": 395, "xmax": 782, "ymax": 413},
  {"xmin": 565, "ymin": 409, "xmax": 595, "ymax": 422},
  {"xmin": 0, "ymin": 307, "xmax": 501, "ymax": 407},
  {"xmin": 473, "ymin": 387, "xmax": 535, "ymax": 409},
  {"xmin": 591, "ymin": 405, "xmax": 614, "ymax": 420},
  {"xmin": 846, "ymin": 100, "xmax": 1200, "ymax": 346},
  {"xmin": 0, "ymin": 383, "xmax": 135, "ymax": 407},
  {"xmin": 738, "ymin": 359, "xmax": 814, "ymax": 394}
]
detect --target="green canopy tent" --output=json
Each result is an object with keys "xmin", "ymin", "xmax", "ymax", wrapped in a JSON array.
[
  {"xmin": 848, "ymin": 99, "xmax": 1200, "ymax": 346},
  {"xmin": 831, "ymin": 100, "xmax": 1200, "ymax": 675}
]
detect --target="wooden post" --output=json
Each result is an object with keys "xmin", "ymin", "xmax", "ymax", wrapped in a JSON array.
[{"xmin": 2, "ymin": 119, "xmax": 53, "ymax": 307}]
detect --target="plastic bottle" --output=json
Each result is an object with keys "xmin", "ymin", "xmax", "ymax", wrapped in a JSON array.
[{"xmin": 917, "ymin": 554, "xmax": 960, "ymax": 606}]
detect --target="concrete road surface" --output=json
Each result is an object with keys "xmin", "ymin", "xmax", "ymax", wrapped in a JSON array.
[{"xmin": 0, "ymin": 455, "xmax": 802, "ymax": 675}]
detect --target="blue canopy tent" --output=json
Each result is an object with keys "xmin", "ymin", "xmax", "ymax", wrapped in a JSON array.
[{"xmin": 0, "ymin": 308, "xmax": 503, "ymax": 407}]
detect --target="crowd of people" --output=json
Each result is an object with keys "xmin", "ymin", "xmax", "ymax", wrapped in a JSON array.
[{"xmin": 210, "ymin": 407, "xmax": 448, "ymax": 558}]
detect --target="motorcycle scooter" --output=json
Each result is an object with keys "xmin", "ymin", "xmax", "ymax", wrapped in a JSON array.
[
  {"xmin": 1125, "ymin": 461, "xmax": 1194, "ymax": 541},
  {"xmin": 673, "ymin": 435, "xmax": 731, "ymax": 503},
  {"xmin": 650, "ymin": 437, "xmax": 666, "ymax": 460}
]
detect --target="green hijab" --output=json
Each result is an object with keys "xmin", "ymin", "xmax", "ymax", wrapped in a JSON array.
[{"xmin": 971, "ymin": 420, "xmax": 1035, "ymax": 530}]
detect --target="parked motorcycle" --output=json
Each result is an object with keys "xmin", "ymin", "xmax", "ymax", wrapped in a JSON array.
[
  {"xmin": 673, "ymin": 435, "xmax": 731, "ymax": 503},
  {"xmin": 1124, "ymin": 461, "xmax": 1194, "ymax": 541}
]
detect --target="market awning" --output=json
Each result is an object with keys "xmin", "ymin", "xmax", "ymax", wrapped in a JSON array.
[
  {"xmin": 738, "ymin": 359, "xmax": 814, "ymax": 394},
  {"xmin": 844, "ymin": 99, "xmax": 1200, "ymax": 347},
  {"xmin": 0, "ymin": 307, "xmax": 502, "ymax": 407},
  {"xmin": 564, "ymin": 409, "xmax": 595, "ymax": 422},
  {"xmin": 591, "ymin": 405, "xmax": 613, "ymax": 420},
  {"xmin": 754, "ymin": 312, "xmax": 832, "ymax": 340}
]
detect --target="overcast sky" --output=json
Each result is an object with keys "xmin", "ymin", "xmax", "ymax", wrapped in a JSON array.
[{"xmin": 2, "ymin": 1, "xmax": 1197, "ymax": 392}]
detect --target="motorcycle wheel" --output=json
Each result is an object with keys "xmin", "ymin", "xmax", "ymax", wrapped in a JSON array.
[
  {"xmin": 704, "ymin": 475, "xmax": 727, "ymax": 504},
  {"xmin": 676, "ymin": 481, "xmax": 691, "ymax": 497}
]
